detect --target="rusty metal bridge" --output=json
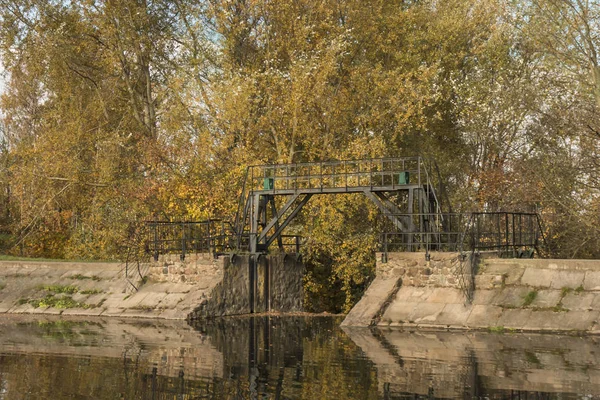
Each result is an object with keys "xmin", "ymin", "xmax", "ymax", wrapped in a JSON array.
[{"xmin": 146, "ymin": 157, "xmax": 546, "ymax": 260}]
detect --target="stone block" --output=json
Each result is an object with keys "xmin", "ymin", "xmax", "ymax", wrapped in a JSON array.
[
  {"xmin": 483, "ymin": 263, "xmax": 525, "ymax": 285},
  {"xmin": 472, "ymin": 289, "xmax": 498, "ymax": 305},
  {"xmin": 524, "ymin": 310, "xmax": 598, "ymax": 331},
  {"xmin": 530, "ymin": 290, "xmax": 562, "ymax": 308},
  {"xmin": 561, "ymin": 292, "xmax": 595, "ymax": 310},
  {"xmin": 119, "ymin": 292, "xmax": 150, "ymax": 309},
  {"xmin": 474, "ymin": 274, "xmax": 499, "ymax": 290},
  {"xmin": 559, "ymin": 311, "xmax": 599, "ymax": 331},
  {"xmin": 381, "ymin": 301, "xmax": 417, "ymax": 323},
  {"xmin": 434, "ymin": 303, "xmax": 473, "ymax": 326},
  {"xmin": 589, "ymin": 294, "xmax": 600, "ymax": 311},
  {"xmin": 158, "ymin": 293, "xmax": 187, "ymax": 308},
  {"xmin": 342, "ymin": 276, "xmax": 400, "ymax": 327},
  {"xmin": 550, "ymin": 270, "xmax": 585, "ymax": 290},
  {"xmin": 584, "ymin": 271, "xmax": 600, "ymax": 291},
  {"xmin": 496, "ymin": 309, "xmax": 532, "ymax": 329},
  {"xmin": 410, "ymin": 303, "xmax": 446, "ymax": 323},
  {"xmin": 521, "ymin": 268, "xmax": 554, "ymax": 288},
  {"xmin": 394, "ymin": 287, "xmax": 434, "ymax": 302},
  {"xmin": 492, "ymin": 286, "xmax": 532, "ymax": 308},
  {"xmin": 466, "ymin": 305, "xmax": 503, "ymax": 328},
  {"xmin": 426, "ymin": 288, "xmax": 465, "ymax": 304}
]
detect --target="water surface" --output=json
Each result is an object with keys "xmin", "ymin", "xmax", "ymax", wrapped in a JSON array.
[{"xmin": 0, "ymin": 315, "xmax": 598, "ymax": 399}]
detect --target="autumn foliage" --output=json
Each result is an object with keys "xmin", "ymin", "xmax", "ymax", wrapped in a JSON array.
[{"xmin": 1, "ymin": 0, "xmax": 600, "ymax": 311}]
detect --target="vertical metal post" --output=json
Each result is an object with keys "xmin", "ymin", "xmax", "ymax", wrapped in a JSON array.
[
  {"xmin": 320, "ymin": 161, "xmax": 323, "ymax": 191},
  {"xmin": 295, "ymin": 236, "xmax": 300, "ymax": 253},
  {"xmin": 418, "ymin": 156, "xmax": 421, "ymax": 189},
  {"xmin": 181, "ymin": 222, "xmax": 186, "ymax": 261},
  {"xmin": 345, "ymin": 160, "xmax": 348, "ymax": 189},
  {"xmin": 153, "ymin": 223, "xmax": 158, "ymax": 261},
  {"xmin": 512, "ymin": 213, "xmax": 516, "ymax": 255},
  {"xmin": 248, "ymin": 255, "xmax": 255, "ymax": 314},
  {"xmin": 250, "ymin": 194, "xmax": 260, "ymax": 253},
  {"xmin": 505, "ymin": 213, "xmax": 509, "ymax": 255},
  {"xmin": 264, "ymin": 255, "xmax": 270, "ymax": 312},
  {"xmin": 519, "ymin": 213, "xmax": 523, "ymax": 247},
  {"xmin": 370, "ymin": 159, "xmax": 373, "ymax": 189},
  {"xmin": 496, "ymin": 213, "xmax": 501, "ymax": 249}
]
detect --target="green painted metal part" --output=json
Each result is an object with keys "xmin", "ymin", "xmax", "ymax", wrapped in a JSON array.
[
  {"xmin": 398, "ymin": 171, "xmax": 410, "ymax": 185},
  {"xmin": 264, "ymin": 177, "xmax": 274, "ymax": 190}
]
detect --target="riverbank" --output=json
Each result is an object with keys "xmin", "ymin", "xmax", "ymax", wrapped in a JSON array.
[
  {"xmin": 343, "ymin": 252, "xmax": 600, "ymax": 334},
  {"xmin": 0, "ymin": 257, "xmax": 222, "ymax": 319}
]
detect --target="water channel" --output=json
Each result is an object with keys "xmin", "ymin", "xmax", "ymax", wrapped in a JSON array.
[{"xmin": 0, "ymin": 315, "xmax": 598, "ymax": 399}]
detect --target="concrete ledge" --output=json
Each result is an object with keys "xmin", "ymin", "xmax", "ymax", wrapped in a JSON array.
[{"xmin": 343, "ymin": 253, "xmax": 600, "ymax": 333}]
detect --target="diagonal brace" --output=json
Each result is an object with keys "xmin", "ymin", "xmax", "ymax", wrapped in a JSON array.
[
  {"xmin": 257, "ymin": 193, "xmax": 301, "ymax": 243},
  {"xmin": 264, "ymin": 194, "xmax": 312, "ymax": 247},
  {"xmin": 363, "ymin": 190, "xmax": 408, "ymax": 232}
]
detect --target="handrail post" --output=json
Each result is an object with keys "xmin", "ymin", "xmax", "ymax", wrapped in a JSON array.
[
  {"xmin": 370, "ymin": 159, "xmax": 373, "ymax": 189},
  {"xmin": 511, "ymin": 213, "xmax": 516, "ymax": 256},
  {"xmin": 320, "ymin": 161, "xmax": 323, "ymax": 191},
  {"xmin": 153, "ymin": 223, "xmax": 158, "ymax": 262},
  {"xmin": 505, "ymin": 213, "xmax": 509, "ymax": 256},
  {"xmin": 383, "ymin": 233, "xmax": 388, "ymax": 263},
  {"xmin": 345, "ymin": 160, "xmax": 348, "ymax": 189},
  {"xmin": 181, "ymin": 223, "xmax": 186, "ymax": 261}
]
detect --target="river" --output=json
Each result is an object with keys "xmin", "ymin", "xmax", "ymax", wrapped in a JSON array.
[{"xmin": 0, "ymin": 315, "xmax": 597, "ymax": 399}]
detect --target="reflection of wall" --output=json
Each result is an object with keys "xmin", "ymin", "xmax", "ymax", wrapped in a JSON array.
[
  {"xmin": 344, "ymin": 327, "xmax": 600, "ymax": 398},
  {"xmin": 0, "ymin": 317, "xmax": 223, "ymax": 380}
]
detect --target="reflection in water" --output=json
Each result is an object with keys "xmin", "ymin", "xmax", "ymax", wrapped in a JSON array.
[{"xmin": 0, "ymin": 316, "xmax": 598, "ymax": 399}]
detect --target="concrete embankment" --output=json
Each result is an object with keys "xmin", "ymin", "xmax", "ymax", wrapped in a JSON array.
[
  {"xmin": 343, "ymin": 252, "xmax": 600, "ymax": 333},
  {"xmin": 0, "ymin": 252, "xmax": 304, "ymax": 320},
  {"xmin": 0, "ymin": 255, "xmax": 222, "ymax": 319}
]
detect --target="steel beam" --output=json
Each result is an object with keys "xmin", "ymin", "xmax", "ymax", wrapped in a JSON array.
[
  {"xmin": 264, "ymin": 194, "xmax": 312, "ymax": 248},
  {"xmin": 362, "ymin": 190, "xmax": 408, "ymax": 232},
  {"xmin": 256, "ymin": 193, "xmax": 301, "ymax": 243}
]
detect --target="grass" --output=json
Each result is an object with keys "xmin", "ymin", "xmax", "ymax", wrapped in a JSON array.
[
  {"xmin": 552, "ymin": 304, "xmax": 568, "ymax": 312},
  {"xmin": 38, "ymin": 284, "xmax": 79, "ymax": 294},
  {"xmin": 0, "ymin": 282, "xmax": 5, "ymax": 291},
  {"xmin": 489, "ymin": 326, "xmax": 505, "ymax": 333},
  {"xmin": 561, "ymin": 287, "xmax": 573, "ymax": 297},
  {"xmin": 69, "ymin": 274, "xmax": 102, "ymax": 281},
  {"xmin": 80, "ymin": 289, "xmax": 102, "ymax": 295},
  {"xmin": 29, "ymin": 294, "xmax": 89, "ymax": 309},
  {"xmin": 575, "ymin": 285, "xmax": 584, "ymax": 294},
  {"xmin": 522, "ymin": 290, "xmax": 538, "ymax": 307}
]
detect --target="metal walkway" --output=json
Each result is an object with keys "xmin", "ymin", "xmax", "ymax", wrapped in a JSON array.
[
  {"xmin": 145, "ymin": 156, "xmax": 546, "ymax": 260},
  {"xmin": 233, "ymin": 157, "xmax": 443, "ymax": 253}
]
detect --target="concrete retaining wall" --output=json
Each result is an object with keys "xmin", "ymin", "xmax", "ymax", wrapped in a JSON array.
[
  {"xmin": 0, "ymin": 252, "xmax": 305, "ymax": 320},
  {"xmin": 188, "ymin": 253, "xmax": 304, "ymax": 319},
  {"xmin": 343, "ymin": 252, "xmax": 600, "ymax": 333}
]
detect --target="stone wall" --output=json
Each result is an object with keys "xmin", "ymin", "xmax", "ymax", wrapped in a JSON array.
[
  {"xmin": 0, "ymin": 252, "xmax": 304, "ymax": 320},
  {"xmin": 148, "ymin": 253, "xmax": 224, "ymax": 284},
  {"xmin": 343, "ymin": 252, "xmax": 600, "ymax": 333},
  {"xmin": 377, "ymin": 252, "xmax": 473, "ymax": 289}
]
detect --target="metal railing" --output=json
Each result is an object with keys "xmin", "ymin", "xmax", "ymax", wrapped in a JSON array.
[
  {"xmin": 232, "ymin": 156, "xmax": 449, "ymax": 250},
  {"xmin": 145, "ymin": 220, "xmax": 303, "ymax": 260},
  {"xmin": 244, "ymin": 157, "xmax": 430, "ymax": 193},
  {"xmin": 381, "ymin": 212, "xmax": 547, "ymax": 257},
  {"xmin": 146, "ymin": 220, "xmax": 234, "ymax": 260}
]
